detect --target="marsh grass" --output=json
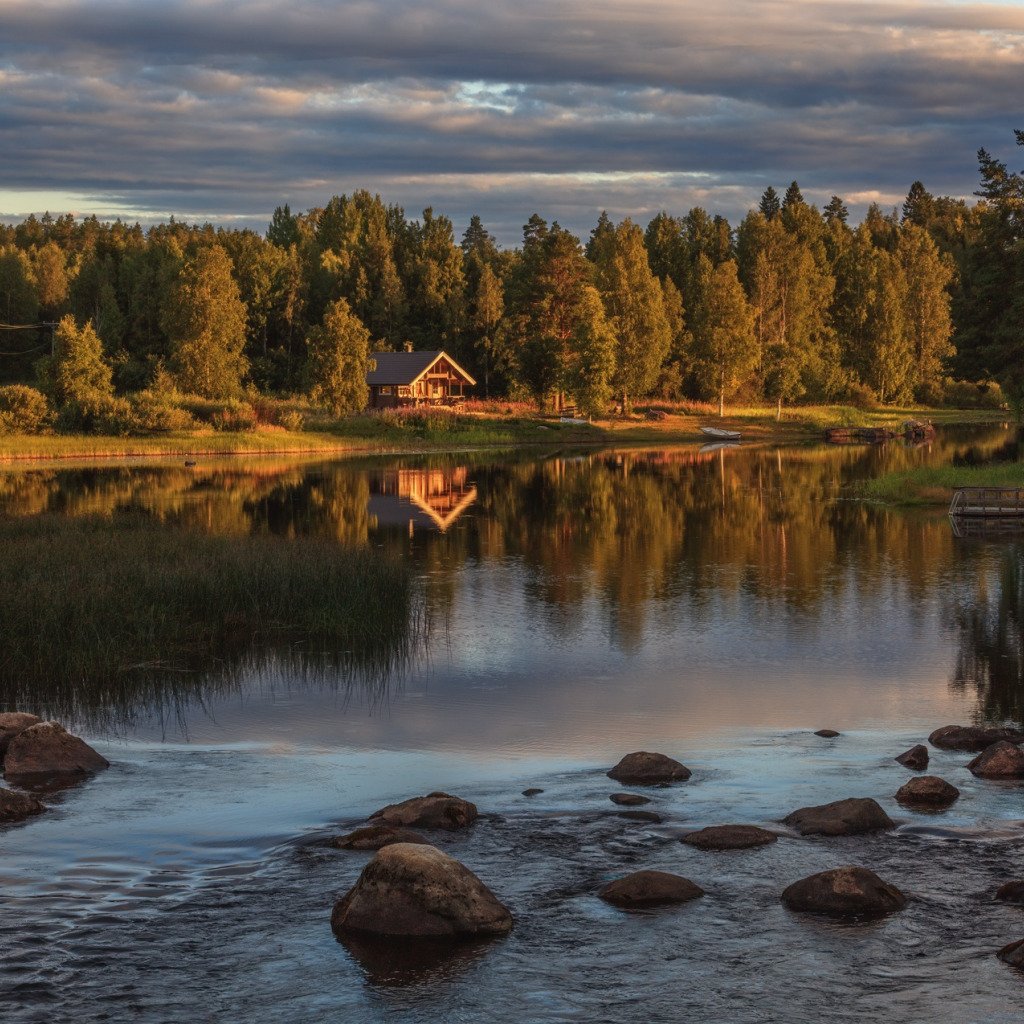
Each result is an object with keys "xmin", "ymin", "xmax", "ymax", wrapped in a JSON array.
[
  {"xmin": 0, "ymin": 513, "xmax": 424, "ymax": 723},
  {"xmin": 859, "ymin": 463, "xmax": 1024, "ymax": 505}
]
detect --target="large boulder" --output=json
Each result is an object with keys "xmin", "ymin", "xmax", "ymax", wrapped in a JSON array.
[
  {"xmin": 928, "ymin": 725, "xmax": 1024, "ymax": 752},
  {"xmin": 681, "ymin": 825, "xmax": 778, "ymax": 850},
  {"xmin": 332, "ymin": 825, "xmax": 429, "ymax": 851},
  {"xmin": 607, "ymin": 752, "xmax": 691, "ymax": 784},
  {"xmin": 0, "ymin": 787, "xmax": 45, "ymax": 824},
  {"xmin": 967, "ymin": 741, "xmax": 1024, "ymax": 779},
  {"xmin": 998, "ymin": 939, "xmax": 1024, "ymax": 969},
  {"xmin": 331, "ymin": 843, "xmax": 512, "ymax": 938},
  {"xmin": 782, "ymin": 797, "xmax": 894, "ymax": 837},
  {"xmin": 599, "ymin": 870, "xmax": 704, "ymax": 908},
  {"xmin": 3, "ymin": 722, "xmax": 108, "ymax": 782},
  {"xmin": 369, "ymin": 792, "xmax": 477, "ymax": 830},
  {"xmin": 996, "ymin": 881, "xmax": 1024, "ymax": 905},
  {"xmin": 895, "ymin": 744, "xmax": 929, "ymax": 771},
  {"xmin": 895, "ymin": 776, "xmax": 959, "ymax": 809},
  {"xmin": 782, "ymin": 866, "xmax": 906, "ymax": 919},
  {"xmin": 0, "ymin": 713, "xmax": 41, "ymax": 759}
]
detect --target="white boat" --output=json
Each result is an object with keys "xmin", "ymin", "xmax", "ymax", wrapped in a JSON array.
[{"xmin": 699, "ymin": 426, "xmax": 741, "ymax": 441}]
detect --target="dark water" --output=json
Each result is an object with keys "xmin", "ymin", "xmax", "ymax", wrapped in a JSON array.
[{"xmin": 2, "ymin": 426, "xmax": 1024, "ymax": 1023}]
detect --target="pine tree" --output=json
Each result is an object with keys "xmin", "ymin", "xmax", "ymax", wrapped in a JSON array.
[
  {"xmin": 823, "ymin": 196, "xmax": 849, "ymax": 226},
  {"xmin": 306, "ymin": 298, "xmax": 373, "ymax": 415},
  {"xmin": 782, "ymin": 181, "xmax": 805, "ymax": 210},
  {"xmin": 901, "ymin": 181, "xmax": 935, "ymax": 226},
  {"xmin": 162, "ymin": 245, "xmax": 249, "ymax": 398},
  {"xmin": 759, "ymin": 187, "xmax": 781, "ymax": 221}
]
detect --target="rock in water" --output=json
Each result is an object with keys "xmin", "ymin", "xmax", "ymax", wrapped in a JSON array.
[
  {"xmin": 609, "ymin": 793, "xmax": 651, "ymax": 806},
  {"xmin": 967, "ymin": 741, "xmax": 1024, "ymax": 779},
  {"xmin": 814, "ymin": 729, "xmax": 841, "ymax": 738},
  {"xmin": 895, "ymin": 744, "xmax": 929, "ymax": 771},
  {"xmin": 998, "ymin": 939, "xmax": 1024, "ymax": 969},
  {"xmin": 615, "ymin": 810, "xmax": 663, "ymax": 823},
  {"xmin": 599, "ymin": 870, "xmax": 704, "ymax": 908},
  {"xmin": 681, "ymin": 825, "xmax": 778, "ymax": 850},
  {"xmin": 521, "ymin": 788, "xmax": 544, "ymax": 797},
  {"xmin": 782, "ymin": 866, "xmax": 906, "ymax": 918},
  {"xmin": 0, "ymin": 713, "xmax": 41, "ymax": 759},
  {"xmin": 332, "ymin": 826, "xmax": 429, "ymax": 851},
  {"xmin": 607, "ymin": 752, "xmax": 691, "ymax": 784},
  {"xmin": 3, "ymin": 722, "xmax": 109, "ymax": 782},
  {"xmin": 0, "ymin": 787, "xmax": 45, "ymax": 824},
  {"xmin": 996, "ymin": 881, "xmax": 1024, "ymax": 905},
  {"xmin": 331, "ymin": 843, "xmax": 512, "ymax": 938},
  {"xmin": 895, "ymin": 776, "xmax": 959, "ymax": 809},
  {"xmin": 782, "ymin": 797, "xmax": 894, "ymax": 836},
  {"xmin": 369, "ymin": 792, "xmax": 478, "ymax": 830},
  {"xmin": 928, "ymin": 725, "xmax": 1024, "ymax": 752}
]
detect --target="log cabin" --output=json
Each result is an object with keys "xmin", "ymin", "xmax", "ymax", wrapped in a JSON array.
[{"xmin": 366, "ymin": 350, "xmax": 476, "ymax": 409}]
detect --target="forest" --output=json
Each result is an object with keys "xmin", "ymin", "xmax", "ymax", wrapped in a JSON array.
[{"xmin": 0, "ymin": 131, "xmax": 1021, "ymax": 435}]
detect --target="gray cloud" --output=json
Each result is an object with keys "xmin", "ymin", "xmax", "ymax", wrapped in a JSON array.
[{"xmin": 0, "ymin": 1, "xmax": 1021, "ymax": 243}]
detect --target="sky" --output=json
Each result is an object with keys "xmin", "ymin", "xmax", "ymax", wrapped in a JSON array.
[{"xmin": 0, "ymin": 0, "xmax": 1022, "ymax": 244}]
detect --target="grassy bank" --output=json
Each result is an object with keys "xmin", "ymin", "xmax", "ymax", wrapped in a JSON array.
[
  {"xmin": 0, "ymin": 403, "xmax": 1007, "ymax": 462},
  {"xmin": 859, "ymin": 463, "xmax": 1024, "ymax": 505},
  {"xmin": 0, "ymin": 514, "xmax": 424, "ymax": 722}
]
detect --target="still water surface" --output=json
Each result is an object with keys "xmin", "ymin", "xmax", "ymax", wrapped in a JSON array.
[{"xmin": 1, "ymin": 427, "xmax": 1023, "ymax": 1022}]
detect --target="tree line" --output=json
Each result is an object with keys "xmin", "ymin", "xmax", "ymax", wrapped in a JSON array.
[{"xmin": 0, "ymin": 131, "xmax": 1021, "ymax": 429}]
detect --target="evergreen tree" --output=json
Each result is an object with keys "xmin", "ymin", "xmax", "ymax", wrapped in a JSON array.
[
  {"xmin": 823, "ymin": 196, "xmax": 849, "ymax": 226},
  {"xmin": 643, "ymin": 213, "xmax": 686, "ymax": 290},
  {"xmin": 902, "ymin": 181, "xmax": 935, "ymax": 226},
  {"xmin": 306, "ymin": 298, "xmax": 373, "ymax": 415},
  {"xmin": 782, "ymin": 181, "xmax": 805, "ymax": 210},
  {"xmin": 567, "ymin": 285, "xmax": 617, "ymax": 417},
  {"xmin": 759, "ymin": 187, "xmax": 781, "ymax": 221},
  {"xmin": 44, "ymin": 314, "xmax": 114, "ymax": 407},
  {"xmin": 32, "ymin": 242, "xmax": 70, "ymax": 319},
  {"xmin": 468, "ymin": 262, "xmax": 504, "ymax": 397},
  {"xmin": 162, "ymin": 244, "xmax": 249, "ymax": 398}
]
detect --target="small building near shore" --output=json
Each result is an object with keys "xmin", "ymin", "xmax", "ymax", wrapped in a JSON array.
[{"xmin": 366, "ymin": 350, "xmax": 476, "ymax": 409}]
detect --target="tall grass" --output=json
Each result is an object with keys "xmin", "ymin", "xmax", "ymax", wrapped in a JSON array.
[
  {"xmin": 859, "ymin": 463, "xmax": 1024, "ymax": 505},
  {"xmin": 0, "ymin": 513, "xmax": 425, "ymax": 724}
]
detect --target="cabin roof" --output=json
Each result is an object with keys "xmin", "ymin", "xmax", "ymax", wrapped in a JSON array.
[{"xmin": 367, "ymin": 350, "xmax": 476, "ymax": 386}]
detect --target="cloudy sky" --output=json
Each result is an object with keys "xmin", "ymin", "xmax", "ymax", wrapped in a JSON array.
[{"xmin": 0, "ymin": 0, "xmax": 1022, "ymax": 243}]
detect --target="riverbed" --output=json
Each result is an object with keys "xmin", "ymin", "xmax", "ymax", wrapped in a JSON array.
[{"xmin": 1, "ymin": 427, "xmax": 1023, "ymax": 1023}]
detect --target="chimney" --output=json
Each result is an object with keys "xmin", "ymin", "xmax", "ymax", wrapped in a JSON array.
[{"xmin": 404, "ymin": 341, "xmax": 414, "ymax": 353}]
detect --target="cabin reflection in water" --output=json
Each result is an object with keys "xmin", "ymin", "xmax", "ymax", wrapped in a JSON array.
[{"xmin": 368, "ymin": 467, "xmax": 477, "ymax": 535}]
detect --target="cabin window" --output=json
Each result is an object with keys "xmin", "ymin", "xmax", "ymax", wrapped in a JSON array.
[
  {"xmin": 398, "ymin": 386, "xmax": 411, "ymax": 397},
  {"xmin": 380, "ymin": 386, "xmax": 394, "ymax": 395}
]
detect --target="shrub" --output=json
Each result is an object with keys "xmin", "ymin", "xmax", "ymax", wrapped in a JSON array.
[
  {"xmin": 941, "ymin": 378, "xmax": 1007, "ymax": 410},
  {"xmin": 279, "ymin": 410, "xmax": 305, "ymax": 432},
  {"xmin": 56, "ymin": 394, "xmax": 135, "ymax": 435},
  {"xmin": 209, "ymin": 400, "xmax": 258, "ymax": 432},
  {"xmin": 0, "ymin": 385, "xmax": 51, "ymax": 434},
  {"xmin": 129, "ymin": 392, "xmax": 197, "ymax": 433}
]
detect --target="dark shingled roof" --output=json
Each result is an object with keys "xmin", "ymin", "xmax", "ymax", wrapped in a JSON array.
[{"xmin": 366, "ymin": 350, "xmax": 445, "ymax": 385}]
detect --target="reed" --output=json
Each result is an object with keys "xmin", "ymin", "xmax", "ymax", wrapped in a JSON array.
[
  {"xmin": 0, "ymin": 513, "xmax": 425, "ymax": 724},
  {"xmin": 858, "ymin": 463, "xmax": 1024, "ymax": 505}
]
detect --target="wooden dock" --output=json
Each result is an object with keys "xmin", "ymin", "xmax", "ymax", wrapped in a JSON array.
[{"xmin": 949, "ymin": 487, "xmax": 1024, "ymax": 519}]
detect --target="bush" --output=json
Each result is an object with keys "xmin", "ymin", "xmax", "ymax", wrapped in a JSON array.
[
  {"xmin": 840, "ymin": 380, "xmax": 878, "ymax": 410},
  {"xmin": 0, "ymin": 385, "xmax": 51, "ymax": 434},
  {"xmin": 129, "ymin": 392, "xmax": 197, "ymax": 433},
  {"xmin": 278, "ymin": 410, "xmax": 305, "ymax": 432},
  {"xmin": 940, "ymin": 378, "xmax": 1007, "ymax": 410},
  {"xmin": 209, "ymin": 400, "xmax": 258, "ymax": 432},
  {"xmin": 56, "ymin": 394, "xmax": 135, "ymax": 435}
]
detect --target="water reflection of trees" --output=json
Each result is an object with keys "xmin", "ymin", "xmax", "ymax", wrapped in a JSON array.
[{"xmin": 949, "ymin": 542, "xmax": 1024, "ymax": 725}]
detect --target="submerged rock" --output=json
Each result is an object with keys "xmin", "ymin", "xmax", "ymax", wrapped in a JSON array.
[
  {"xmin": 814, "ymin": 729, "xmax": 841, "ymax": 738},
  {"xmin": 782, "ymin": 797, "xmax": 894, "ymax": 837},
  {"xmin": 607, "ymin": 751, "xmax": 691, "ymax": 784},
  {"xmin": 996, "ymin": 881, "xmax": 1024, "ymax": 905},
  {"xmin": 998, "ymin": 939, "xmax": 1024, "ymax": 969},
  {"xmin": 609, "ymin": 792, "xmax": 651, "ymax": 806},
  {"xmin": 895, "ymin": 744, "xmax": 929, "ymax": 771},
  {"xmin": 0, "ymin": 713, "xmax": 41, "ymax": 759},
  {"xmin": 332, "ymin": 825, "xmax": 429, "ymax": 851},
  {"xmin": 0, "ymin": 787, "xmax": 45, "ymax": 824},
  {"xmin": 369, "ymin": 792, "xmax": 478, "ymax": 831},
  {"xmin": 968, "ymin": 742, "xmax": 1024, "ymax": 779},
  {"xmin": 615, "ymin": 810, "xmax": 663, "ymax": 823},
  {"xmin": 3, "ymin": 722, "xmax": 109, "ymax": 783},
  {"xmin": 895, "ymin": 776, "xmax": 960, "ymax": 809},
  {"xmin": 521, "ymin": 788, "xmax": 544, "ymax": 797},
  {"xmin": 681, "ymin": 825, "xmax": 778, "ymax": 850},
  {"xmin": 928, "ymin": 725, "xmax": 1024, "ymax": 752},
  {"xmin": 782, "ymin": 866, "xmax": 906, "ymax": 919},
  {"xmin": 331, "ymin": 843, "xmax": 512, "ymax": 938},
  {"xmin": 599, "ymin": 870, "xmax": 704, "ymax": 908}
]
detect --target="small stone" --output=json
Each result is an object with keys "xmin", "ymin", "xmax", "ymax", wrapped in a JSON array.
[
  {"xmin": 369, "ymin": 792, "xmax": 478, "ymax": 830},
  {"xmin": 996, "ymin": 881, "xmax": 1024, "ymax": 905},
  {"xmin": 607, "ymin": 751, "xmax": 691, "ymax": 784},
  {"xmin": 814, "ymin": 729, "xmax": 841, "ymax": 738},
  {"xmin": 521, "ymin": 788, "xmax": 544, "ymax": 797},
  {"xmin": 609, "ymin": 793, "xmax": 650, "ymax": 806},
  {"xmin": 599, "ymin": 870, "xmax": 704, "ymax": 908},
  {"xmin": 895, "ymin": 744, "xmax": 929, "ymax": 771},
  {"xmin": 782, "ymin": 866, "xmax": 906, "ymax": 919},
  {"xmin": 331, "ymin": 843, "xmax": 512, "ymax": 938},
  {"xmin": 967, "ymin": 741, "xmax": 1024, "ymax": 779},
  {"xmin": 895, "ymin": 776, "xmax": 959, "ymax": 809},
  {"xmin": 681, "ymin": 825, "xmax": 777, "ymax": 850},
  {"xmin": 783, "ymin": 797, "xmax": 894, "ymax": 837},
  {"xmin": 998, "ymin": 939, "xmax": 1024, "ymax": 969},
  {"xmin": 331, "ymin": 826, "xmax": 429, "ymax": 851},
  {"xmin": 0, "ymin": 787, "xmax": 45, "ymax": 824},
  {"xmin": 929, "ymin": 725, "xmax": 1024, "ymax": 752}
]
